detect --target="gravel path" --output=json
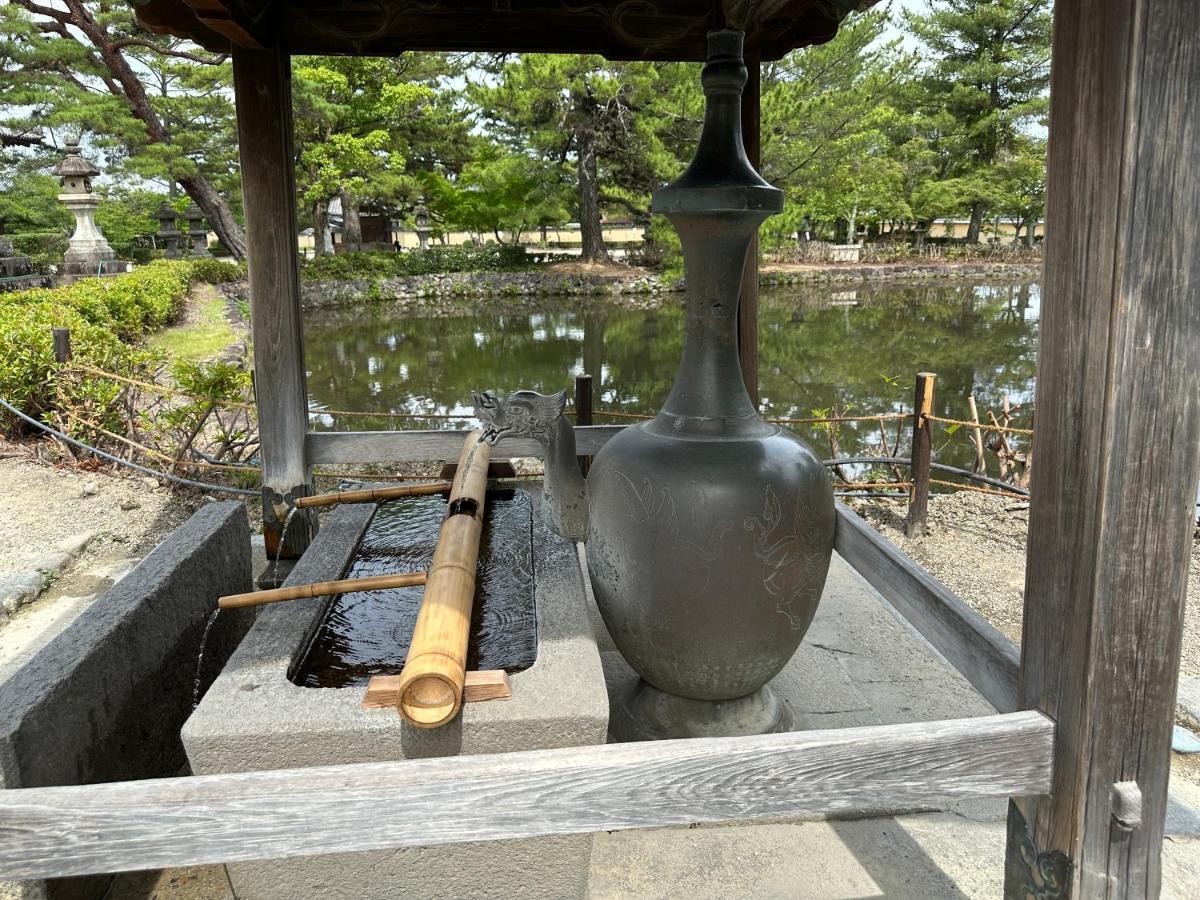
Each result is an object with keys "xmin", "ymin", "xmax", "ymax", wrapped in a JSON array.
[
  {"xmin": 0, "ymin": 451, "xmax": 197, "ymax": 580},
  {"xmin": 849, "ymin": 491, "xmax": 1200, "ymax": 678}
]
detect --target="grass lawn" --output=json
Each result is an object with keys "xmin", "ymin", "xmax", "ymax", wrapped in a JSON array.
[{"xmin": 148, "ymin": 285, "xmax": 238, "ymax": 362}]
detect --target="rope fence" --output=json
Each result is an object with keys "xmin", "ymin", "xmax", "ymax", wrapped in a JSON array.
[{"xmin": 45, "ymin": 354, "xmax": 1038, "ymax": 520}]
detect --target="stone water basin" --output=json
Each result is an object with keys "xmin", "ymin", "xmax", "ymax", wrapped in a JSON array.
[{"xmin": 182, "ymin": 482, "xmax": 608, "ymax": 900}]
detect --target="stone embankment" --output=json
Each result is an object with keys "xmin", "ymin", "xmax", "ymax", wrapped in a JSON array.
[
  {"xmin": 760, "ymin": 261, "xmax": 1042, "ymax": 286},
  {"xmin": 293, "ymin": 261, "xmax": 1041, "ymax": 311},
  {"xmin": 299, "ymin": 270, "xmax": 667, "ymax": 312}
]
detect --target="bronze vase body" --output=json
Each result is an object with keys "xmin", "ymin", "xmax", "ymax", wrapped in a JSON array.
[{"xmin": 584, "ymin": 30, "xmax": 835, "ymax": 740}]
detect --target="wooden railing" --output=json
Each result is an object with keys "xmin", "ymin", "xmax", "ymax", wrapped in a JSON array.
[{"xmin": 0, "ymin": 711, "xmax": 1052, "ymax": 880}]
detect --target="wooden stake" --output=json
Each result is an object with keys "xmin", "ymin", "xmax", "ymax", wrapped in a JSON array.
[
  {"xmin": 294, "ymin": 481, "xmax": 452, "ymax": 509},
  {"xmin": 218, "ymin": 572, "xmax": 427, "ymax": 610},
  {"xmin": 362, "ymin": 670, "xmax": 511, "ymax": 709},
  {"xmin": 575, "ymin": 374, "xmax": 593, "ymax": 476},
  {"xmin": 52, "ymin": 327, "xmax": 72, "ymax": 363},
  {"xmin": 966, "ymin": 395, "xmax": 986, "ymax": 474},
  {"xmin": 396, "ymin": 431, "xmax": 491, "ymax": 728},
  {"xmin": 906, "ymin": 372, "xmax": 936, "ymax": 537}
]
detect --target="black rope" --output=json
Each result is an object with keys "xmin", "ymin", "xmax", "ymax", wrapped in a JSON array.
[{"xmin": 0, "ymin": 397, "xmax": 260, "ymax": 497}]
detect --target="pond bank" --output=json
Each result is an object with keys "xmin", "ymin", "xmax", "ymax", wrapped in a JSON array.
[{"xmin": 294, "ymin": 260, "xmax": 1041, "ymax": 311}]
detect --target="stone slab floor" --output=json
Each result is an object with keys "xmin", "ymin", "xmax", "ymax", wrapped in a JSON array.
[{"xmin": 105, "ymin": 554, "xmax": 1200, "ymax": 900}]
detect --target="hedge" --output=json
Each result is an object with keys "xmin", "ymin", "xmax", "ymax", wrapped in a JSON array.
[
  {"xmin": 0, "ymin": 259, "xmax": 234, "ymax": 431},
  {"xmin": 300, "ymin": 245, "xmax": 540, "ymax": 281}
]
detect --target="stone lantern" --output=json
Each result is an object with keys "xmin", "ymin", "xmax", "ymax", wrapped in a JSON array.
[
  {"xmin": 156, "ymin": 203, "xmax": 183, "ymax": 258},
  {"xmin": 413, "ymin": 198, "xmax": 431, "ymax": 251},
  {"xmin": 185, "ymin": 203, "xmax": 210, "ymax": 256},
  {"xmin": 52, "ymin": 139, "xmax": 119, "ymax": 280}
]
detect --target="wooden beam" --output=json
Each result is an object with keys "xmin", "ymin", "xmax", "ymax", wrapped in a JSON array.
[
  {"xmin": 306, "ymin": 426, "xmax": 625, "ymax": 465},
  {"xmin": 233, "ymin": 47, "xmax": 314, "ymax": 558},
  {"xmin": 737, "ymin": 51, "xmax": 761, "ymax": 406},
  {"xmin": 834, "ymin": 503, "xmax": 1020, "ymax": 713},
  {"xmin": 1005, "ymin": 0, "xmax": 1200, "ymax": 896},
  {"xmin": 0, "ymin": 712, "xmax": 1052, "ymax": 880}
]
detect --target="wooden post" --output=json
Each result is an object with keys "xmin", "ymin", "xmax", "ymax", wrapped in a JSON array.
[
  {"xmin": 737, "ymin": 51, "xmax": 760, "ymax": 407},
  {"xmin": 52, "ymin": 327, "xmax": 71, "ymax": 363},
  {"xmin": 1004, "ymin": 0, "xmax": 1200, "ymax": 896},
  {"xmin": 574, "ymin": 373, "xmax": 593, "ymax": 476},
  {"xmin": 906, "ymin": 372, "xmax": 935, "ymax": 537},
  {"xmin": 232, "ymin": 46, "xmax": 315, "ymax": 558}
]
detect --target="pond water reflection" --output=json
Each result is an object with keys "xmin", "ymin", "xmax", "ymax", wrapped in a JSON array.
[{"xmin": 302, "ymin": 279, "xmax": 1039, "ymax": 472}]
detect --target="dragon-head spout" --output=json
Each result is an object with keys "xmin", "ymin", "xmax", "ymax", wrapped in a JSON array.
[{"xmin": 473, "ymin": 389, "xmax": 567, "ymax": 446}]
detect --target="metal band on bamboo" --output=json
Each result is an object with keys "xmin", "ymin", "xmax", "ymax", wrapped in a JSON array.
[{"xmin": 396, "ymin": 431, "xmax": 491, "ymax": 727}]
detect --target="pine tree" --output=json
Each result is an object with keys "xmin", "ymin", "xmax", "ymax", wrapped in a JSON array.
[
  {"xmin": 906, "ymin": 0, "xmax": 1051, "ymax": 243},
  {"xmin": 0, "ymin": 0, "xmax": 247, "ymax": 257},
  {"xmin": 471, "ymin": 55, "xmax": 684, "ymax": 263}
]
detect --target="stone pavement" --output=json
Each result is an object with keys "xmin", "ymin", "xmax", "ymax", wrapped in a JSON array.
[{"xmin": 588, "ymin": 555, "xmax": 1200, "ymax": 899}]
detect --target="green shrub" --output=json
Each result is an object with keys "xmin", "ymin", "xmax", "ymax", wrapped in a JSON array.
[
  {"xmin": 0, "ymin": 260, "xmax": 210, "ymax": 430},
  {"xmin": 300, "ymin": 245, "xmax": 541, "ymax": 281},
  {"xmin": 189, "ymin": 258, "xmax": 245, "ymax": 285},
  {"xmin": 10, "ymin": 232, "xmax": 67, "ymax": 271},
  {"xmin": 0, "ymin": 299, "xmax": 148, "ymax": 428}
]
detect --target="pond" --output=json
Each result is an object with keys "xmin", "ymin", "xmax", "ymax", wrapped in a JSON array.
[{"xmin": 301, "ymin": 279, "xmax": 1040, "ymax": 475}]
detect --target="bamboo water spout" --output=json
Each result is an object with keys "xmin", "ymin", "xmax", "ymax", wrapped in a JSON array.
[{"xmin": 395, "ymin": 431, "xmax": 492, "ymax": 727}]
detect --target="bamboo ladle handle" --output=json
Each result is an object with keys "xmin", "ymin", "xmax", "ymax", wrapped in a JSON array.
[
  {"xmin": 218, "ymin": 572, "xmax": 427, "ymax": 609},
  {"xmin": 294, "ymin": 482, "xmax": 452, "ymax": 508}
]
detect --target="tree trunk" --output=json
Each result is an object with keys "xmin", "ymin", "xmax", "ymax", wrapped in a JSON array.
[
  {"xmin": 1025, "ymin": 216, "xmax": 1037, "ymax": 248},
  {"xmin": 966, "ymin": 199, "xmax": 986, "ymax": 243},
  {"xmin": 341, "ymin": 190, "xmax": 362, "ymax": 251},
  {"xmin": 313, "ymin": 199, "xmax": 330, "ymax": 256},
  {"xmin": 575, "ymin": 117, "xmax": 610, "ymax": 264},
  {"xmin": 176, "ymin": 174, "xmax": 246, "ymax": 259},
  {"xmin": 52, "ymin": 0, "xmax": 247, "ymax": 259}
]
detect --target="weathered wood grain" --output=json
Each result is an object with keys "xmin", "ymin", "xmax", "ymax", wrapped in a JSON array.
[
  {"xmin": 1005, "ymin": 0, "xmax": 1200, "ymax": 896},
  {"xmin": 306, "ymin": 426, "xmax": 625, "ymax": 465},
  {"xmin": 905, "ymin": 372, "xmax": 935, "ymax": 536},
  {"xmin": 0, "ymin": 711, "xmax": 1052, "ymax": 880},
  {"xmin": 834, "ymin": 502, "xmax": 1020, "ymax": 713},
  {"xmin": 233, "ymin": 47, "xmax": 313, "ymax": 556}
]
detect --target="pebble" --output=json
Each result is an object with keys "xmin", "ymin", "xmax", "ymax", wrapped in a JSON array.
[
  {"xmin": 81, "ymin": 481, "xmax": 99, "ymax": 497},
  {"xmin": 119, "ymin": 499, "xmax": 141, "ymax": 511},
  {"xmin": 142, "ymin": 476, "xmax": 160, "ymax": 490}
]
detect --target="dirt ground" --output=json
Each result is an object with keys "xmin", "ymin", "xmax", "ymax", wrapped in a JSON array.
[{"xmin": 848, "ymin": 490, "xmax": 1200, "ymax": 679}]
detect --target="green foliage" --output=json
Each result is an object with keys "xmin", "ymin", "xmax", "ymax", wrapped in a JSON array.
[
  {"xmin": 188, "ymin": 258, "xmax": 245, "ymax": 285},
  {"xmin": 95, "ymin": 189, "xmax": 165, "ymax": 258},
  {"xmin": 421, "ymin": 151, "xmax": 570, "ymax": 242},
  {"xmin": 0, "ymin": 260, "xmax": 226, "ymax": 429},
  {"xmin": 300, "ymin": 246, "xmax": 538, "ymax": 281},
  {"xmin": 904, "ymin": 0, "xmax": 1052, "ymax": 235}
]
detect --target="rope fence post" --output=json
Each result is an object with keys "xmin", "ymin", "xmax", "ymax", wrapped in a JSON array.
[
  {"xmin": 52, "ymin": 327, "xmax": 72, "ymax": 363},
  {"xmin": 575, "ymin": 374, "xmax": 593, "ymax": 476},
  {"xmin": 906, "ymin": 371, "xmax": 936, "ymax": 537}
]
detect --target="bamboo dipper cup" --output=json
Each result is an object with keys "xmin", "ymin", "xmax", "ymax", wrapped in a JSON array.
[{"xmin": 395, "ymin": 431, "xmax": 492, "ymax": 727}]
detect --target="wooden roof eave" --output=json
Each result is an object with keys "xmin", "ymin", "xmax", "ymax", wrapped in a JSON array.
[{"xmin": 128, "ymin": 0, "xmax": 874, "ymax": 61}]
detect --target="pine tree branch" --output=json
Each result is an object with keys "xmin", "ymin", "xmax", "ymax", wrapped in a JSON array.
[{"xmin": 108, "ymin": 37, "xmax": 228, "ymax": 65}]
